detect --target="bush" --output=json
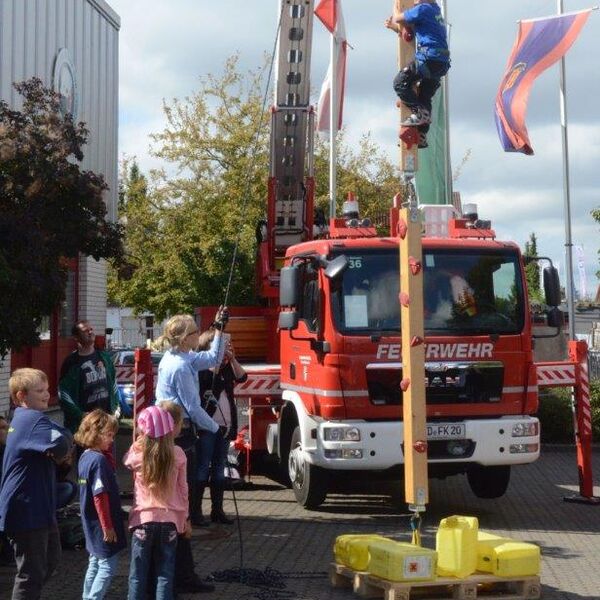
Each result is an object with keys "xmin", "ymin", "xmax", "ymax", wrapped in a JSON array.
[{"xmin": 537, "ymin": 379, "xmax": 600, "ymax": 443}]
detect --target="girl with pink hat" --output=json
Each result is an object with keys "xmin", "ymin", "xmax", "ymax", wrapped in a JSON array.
[{"xmin": 123, "ymin": 405, "xmax": 190, "ymax": 600}]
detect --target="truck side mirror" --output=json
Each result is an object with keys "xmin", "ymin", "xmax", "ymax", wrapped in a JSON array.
[
  {"xmin": 546, "ymin": 306, "xmax": 564, "ymax": 328},
  {"xmin": 280, "ymin": 266, "xmax": 299, "ymax": 306},
  {"xmin": 543, "ymin": 266, "xmax": 561, "ymax": 307},
  {"xmin": 324, "ymin": 255, "xmax": 349, "ymax": 280},
  {"xmin": 278, "ymin": 311, "xmax": 299, "ymax": 330}
]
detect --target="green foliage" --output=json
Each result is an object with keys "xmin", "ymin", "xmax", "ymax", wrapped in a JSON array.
[
  {"xmin": 0, "ymin": 78, "xmax": 123, "ymax": 356},
  {"xmin": 523, "ymin": 232, "xmax": 543, "ymax": 305},
  {"xmin": 109, "ymin": 56, "xmax": 400, "ymax": 317},
  {"xmin": 537, "ymin": 380, "xmax": 600, "ymax": 443}
]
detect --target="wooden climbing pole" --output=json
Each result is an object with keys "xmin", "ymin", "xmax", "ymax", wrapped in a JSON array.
[
  {"xmin": 395, "ymin": 0, "xmax": 428, "ymax": 514},
  {"xmin": 397, "ymin": 0, "xmax": 419, "ymax": 174}
]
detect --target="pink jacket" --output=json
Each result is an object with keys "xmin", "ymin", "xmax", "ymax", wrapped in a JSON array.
[{"xmin": 123, "ymin": 441, "xmax": 188, "ymax": 534}]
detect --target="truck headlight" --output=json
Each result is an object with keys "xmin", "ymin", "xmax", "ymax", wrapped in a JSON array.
[
  {"xmin": 323, "ymin": 427, "xmax": 361, "ymax": 442},
  {"xmin": 512, "ymin": 422, "xmax": 539, "ymax": 437},
  {"xmin": 324, "ymin": 448, "xmax": 363, "ymax": 459},
  {"xmin": 510, "ymin": 443, "xmax": 539, "ymax": 454}
]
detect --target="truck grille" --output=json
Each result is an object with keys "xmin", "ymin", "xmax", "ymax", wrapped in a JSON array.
[{"xmin": 366, "ymin": 362, "xmax": 504, "ymax": 406}]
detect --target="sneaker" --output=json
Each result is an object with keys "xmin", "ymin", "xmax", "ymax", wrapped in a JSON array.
[
  {"xmin": 401, "ymin": 108, "xmax": 431, "ymax": 126},
  {"xmin": 418, "ymin": 133, "xmax": 428, "ymax": 149}
]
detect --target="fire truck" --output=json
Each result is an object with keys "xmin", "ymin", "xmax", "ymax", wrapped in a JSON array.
[{"xmin": 197, "ymin": 0, "xmax": 565, "ymax": 508}]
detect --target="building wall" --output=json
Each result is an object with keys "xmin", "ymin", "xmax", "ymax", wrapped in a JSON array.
[
  {"xmin": 0, "ymin": 356, "xmax": 11, "ymax": 416},
  {"xmin": 0, "ymin": 0, "xmax": 119, "ymax": 403}
]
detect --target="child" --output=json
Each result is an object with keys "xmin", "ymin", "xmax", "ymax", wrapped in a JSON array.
[
  {"xmin": 124, "ymin": 405, "xmax": 190, "ymax": 600},
  {"xmin": 157, "ymin": 400, "xmax": 215, "ymax": 594},
  {"xmin": 385, "ymin": 0, "xmax": 450, "ymax": 148},
  {"xmin": 75, "ymin": 409, "xmax": 126, "ymax": 599},
  {"xmin": 0, "ymin": 368, "xmax": 73, "ymax": 600}
]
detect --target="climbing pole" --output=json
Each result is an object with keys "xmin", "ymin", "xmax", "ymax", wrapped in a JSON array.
[
  {"xmin": 394, "ymin": 0, "xmax": 429, "ymax": 526},
  {"xmin": 397, "ymin": 0, "xmax": 419, "ymax": 173}
]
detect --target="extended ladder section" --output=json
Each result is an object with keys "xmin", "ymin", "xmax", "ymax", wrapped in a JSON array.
[{"xmin": 268, "ymin": 0, "xmax": 316, "ymax": 270}]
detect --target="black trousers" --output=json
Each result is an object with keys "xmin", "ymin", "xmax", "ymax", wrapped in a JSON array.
[
  {"xmin": 393, "ymin": 59, "xmax": 449, "ymax": 134},
  {"xmin": 8, "ymin": 525, "xmax": 61, "ymax": 600}
]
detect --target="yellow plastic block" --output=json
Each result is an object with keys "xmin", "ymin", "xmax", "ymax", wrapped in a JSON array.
[
  {"xmin": 368, "ymin": 540, "xmax": 437, "ymax": 582},
  {"xmin": 436, "ymin": 515, "xmax": 479, "ymax": 578},
  {"xmin": 477, "ymin": 531, "xmax": 540, "ymax": 577},
  {"xmin": 333, "ymin": 534, "xmax": 389, "ymax": 571}
]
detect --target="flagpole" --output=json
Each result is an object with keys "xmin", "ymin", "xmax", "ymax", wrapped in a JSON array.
[
  {"xmin": 557, "ymin": 0, "xmax": 576, "ymax": 340},
  {"xmin": 440, "ymin": 0, "xmax": 452, "ymax": 206},
  {"xmin": 329, "ymin": 8, "xmax": 338, "ymax": 219}
]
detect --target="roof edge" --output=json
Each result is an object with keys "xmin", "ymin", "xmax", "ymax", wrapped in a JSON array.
[{"xmin": 88, "ymin": 0, "xmax": 121, "ymax": 29}]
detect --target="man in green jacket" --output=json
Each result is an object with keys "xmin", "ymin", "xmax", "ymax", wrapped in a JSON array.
[{"xmin": 58, "ymin": 320, "xmax": 119, "ymax": 434}]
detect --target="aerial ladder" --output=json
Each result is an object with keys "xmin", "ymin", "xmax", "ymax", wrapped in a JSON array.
[{"xmin": 257, "ymin": 0, "xmax": 317, "ymax": 301}]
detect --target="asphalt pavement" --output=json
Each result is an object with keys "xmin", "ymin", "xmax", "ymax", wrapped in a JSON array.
[{"xmin": 1, "ymin": 444, "xmax": 599, "ymax": 599}]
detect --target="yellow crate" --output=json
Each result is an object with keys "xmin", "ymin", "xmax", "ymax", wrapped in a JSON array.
[
  {"xmin": 436, "ymin": 515, "xmax": 479, "ymax": 578},
  {"xmin": 333, "ymin": 534, "xmax": 389, "ymax": 571},
  {"xmin": 477, "ymin": 532, "xmax": 541, "ymax": 577},
  {"xmin": 368, "ymin": 540, "xmax": 437, "ymax": 582}
]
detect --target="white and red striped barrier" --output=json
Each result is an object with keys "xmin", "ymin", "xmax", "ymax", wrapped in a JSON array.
[
  {"xmin": 536, "ymin": 364, "xmax": 576, "ymax": 387},
  {"xmin": 132, "ymin": 349, "xmax": 154, "ymax": 438},
  {"xmin": 235, "ymin": 374, "xmax": 281, "ymax": 397},
  {"xmin": 538, "ymin": 342, "xmax": 598, "ymax": 504}
]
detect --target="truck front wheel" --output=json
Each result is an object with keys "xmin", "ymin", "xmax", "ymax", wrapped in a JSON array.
[
  {"xmin": 288, "ymin": 426, "xmax": 328, "ymax": 509},
  {"xmin": 467, "ymin": 465, "xmax": 511, "ymax": 499}
]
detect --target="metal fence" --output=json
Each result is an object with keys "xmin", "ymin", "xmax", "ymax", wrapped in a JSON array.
[
  {"xmin": 590, "ymin": 350, "xmax": 600, "ymax": 381},
  {"xmin": 107, "ymin": 326, "xmax": 162, "ymax": 350}
]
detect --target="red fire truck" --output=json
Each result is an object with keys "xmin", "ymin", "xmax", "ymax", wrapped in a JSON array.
[{"xmin": 198, "ymin": 0, "xmax": 565, "ymax": 508}]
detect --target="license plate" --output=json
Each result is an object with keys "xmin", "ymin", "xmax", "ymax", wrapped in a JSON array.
[{"xmin": 426, "ymin": 423, "xmax": 466, "ymax": 440}]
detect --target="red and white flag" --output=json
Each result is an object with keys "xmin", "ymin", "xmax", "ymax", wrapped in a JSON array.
[{"xmin": 315, "ymin": 0, "xmax": 348, "ymax": 133}]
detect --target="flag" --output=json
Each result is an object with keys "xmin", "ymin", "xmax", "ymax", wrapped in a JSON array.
[
  {"xmin": 576, "ymin": 245, "xmax": 587, "ymax": 299},
  {"xmin": 315, "ymin": 0, "xmax": 347, "ymax": 133},
  {"xmin": 495, "ymin": 10, "xmax": 591, "ymax": 155}
]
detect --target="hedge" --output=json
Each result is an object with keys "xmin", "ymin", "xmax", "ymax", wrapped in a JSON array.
[{"xmin": 537, "ymin": 379, "xmax": 600, "ymax": 443}]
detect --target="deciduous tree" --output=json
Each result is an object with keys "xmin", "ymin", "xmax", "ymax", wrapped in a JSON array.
[
  {"xmin": 109, "ymin": 57, "xmax": 400, "ymax": 317},
  {"xmin": 0, "ymin": 78, "xmax": 123, "ymax": 356}
]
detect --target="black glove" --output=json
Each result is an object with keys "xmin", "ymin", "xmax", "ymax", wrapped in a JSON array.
[
  {"xmin": 218, "ymin": 425, "xmax": 228, "ymax": 438},
  {"xmin": 212, "ymin": 306, "xmax": 229, "ymax": 330}
]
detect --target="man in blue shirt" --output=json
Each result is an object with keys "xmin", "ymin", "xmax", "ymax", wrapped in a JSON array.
[
  {"xmin": 385, "ymin": 0, "xmax": 450, "ymax": 148},
  {"xmin": 0, "ymin": 368, "xmax": 73, "ymax": 600}
]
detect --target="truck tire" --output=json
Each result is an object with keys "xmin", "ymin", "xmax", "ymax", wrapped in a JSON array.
[
  {"xmin": 467, "ymin": 465, "xmax": 511, "ymax": 499},
  {"xmin": 288, "ymin": 426, "xmax": 328, "ymax": 509}
]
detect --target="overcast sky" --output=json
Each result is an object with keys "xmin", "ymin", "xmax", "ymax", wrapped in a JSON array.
[{"xmin": 109, "ymin": 0, "xmax": 599, "ymax": 297}]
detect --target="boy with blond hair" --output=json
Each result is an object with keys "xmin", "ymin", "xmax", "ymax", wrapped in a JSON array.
[{"xmin": 0, "ymin": 368, "xmax": 73, "ymax": 600}]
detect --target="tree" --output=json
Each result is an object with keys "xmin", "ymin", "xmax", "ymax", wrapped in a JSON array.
[
  {"xmin": 109, "ymin": 56, "xmax": 400, "ymax": 317},
  {"xmin": 0, "ymin": 78, "xmax": 123, "ymax": 356},
  {"xmin": 523, "ymin": 232, "xmax": 543, "ymax": 305}
]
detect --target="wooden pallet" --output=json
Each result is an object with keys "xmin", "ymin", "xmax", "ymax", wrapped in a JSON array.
[{"xmin": 330, "ymin": 563, "xmax": 541, "ymax": 600}]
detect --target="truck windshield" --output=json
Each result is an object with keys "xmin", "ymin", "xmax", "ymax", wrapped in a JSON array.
[{"xmin": 333, "ymin": 249, "xmax": 524, "ymax": 335}]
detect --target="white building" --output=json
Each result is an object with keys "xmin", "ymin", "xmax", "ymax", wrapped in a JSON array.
[{"xmin": 0, "ymin": 0, "xmax": 119, "ymax": 414}]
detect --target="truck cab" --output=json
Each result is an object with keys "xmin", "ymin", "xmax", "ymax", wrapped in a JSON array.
[{"xmin": 275, "ymin": 217, "xmax": 557, "ymax": 508}]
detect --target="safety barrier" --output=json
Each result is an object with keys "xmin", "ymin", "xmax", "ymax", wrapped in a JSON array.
[{"xmin": 536, "ymin": 340, "xmax": 599, "ymax": 504}]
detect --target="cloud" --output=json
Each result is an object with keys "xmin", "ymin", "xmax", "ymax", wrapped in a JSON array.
[{"xmin": 108, "ymin": 0, "xmax": 600, "ymax": 294}]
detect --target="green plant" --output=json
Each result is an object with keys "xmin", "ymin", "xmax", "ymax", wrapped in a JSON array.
[{"xmin": 537, "ymin": 380, "xmax": 600, "ymax": 443}]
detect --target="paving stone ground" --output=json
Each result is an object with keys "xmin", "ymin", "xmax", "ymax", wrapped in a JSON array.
[{"xmin": 1, "ymin": 443, "xmax": 599, "ymax": 599}]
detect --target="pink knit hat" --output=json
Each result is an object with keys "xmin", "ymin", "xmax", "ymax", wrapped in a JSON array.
[{"xmin": 137, "ymin": 405, "xmax": 174, "ymax": 439}]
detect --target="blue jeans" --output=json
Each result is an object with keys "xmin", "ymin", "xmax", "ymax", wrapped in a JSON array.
[
  {"xmin": 83, "ymin": 553, "xmax": 119, "ymax": 600},
  {"xmin": 128, "ymin": 522, "xmax": 177, "ymax": 600},
  {"xmin": 196, "ymin": 430, "xmax": 226, "ymax": 484}
]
